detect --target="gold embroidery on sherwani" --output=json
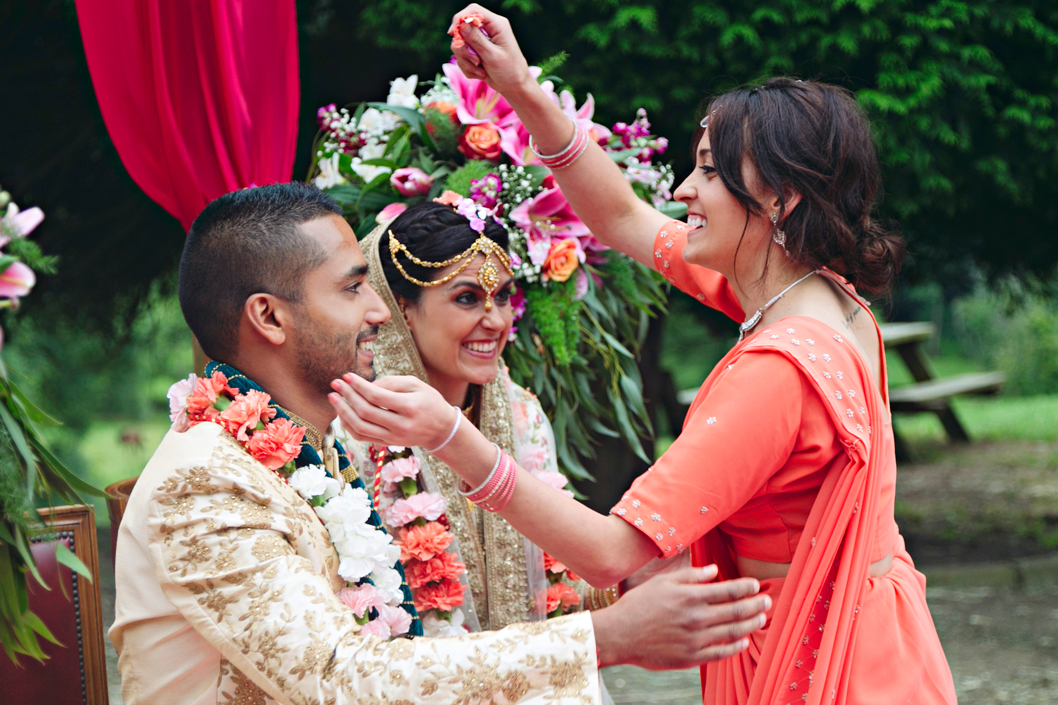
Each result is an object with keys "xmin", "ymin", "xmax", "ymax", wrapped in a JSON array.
[
  {"xmin": 361, "ymin": 224, "xmax": 532, "ymax": 631},
  {"xmin": 139, "ymin": 422, "xmax": 599, "ymax": 705}
]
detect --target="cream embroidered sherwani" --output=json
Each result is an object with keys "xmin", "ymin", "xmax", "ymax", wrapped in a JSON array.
[{"xmin": 110, "ymin": 422, "xmax": 600, "ymax": 705}]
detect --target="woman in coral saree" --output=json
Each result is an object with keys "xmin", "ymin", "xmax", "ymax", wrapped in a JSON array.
[{"xmin": 329, "ymin": 6, "xmax": 958, "ymax": 703}]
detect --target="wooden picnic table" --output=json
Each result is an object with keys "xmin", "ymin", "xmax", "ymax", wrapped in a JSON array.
[{"xmin": 880, "ymin": 322, "xmax": 1005, "ymax": 458}]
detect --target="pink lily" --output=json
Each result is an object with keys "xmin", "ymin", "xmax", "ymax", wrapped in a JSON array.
[
  {"xmin": 0, "ymin": 261, "xmax": 36, "ymax": 299},
  {"xmin": 509, "ymin": 186, "xmax": 592, "ymax": 266},
  {"xmin": 0, "ymin": 206, "xmax": 44, "ymax": 248},
  {"xmin": 555, "ymin": 90, "xmax": 611, "ymax": 143},
  {"xmin": 443, "ymin": 62, "xmax": 520, "ymax": 129}
]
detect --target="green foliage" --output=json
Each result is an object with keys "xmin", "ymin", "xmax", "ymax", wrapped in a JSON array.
[
  {"xmin": 444, "ymin": 160, "xmax": 495, "ymax": 196},
  {"xmin": 523, "ymin": 279, "xmax": 582, "ymax": 366},
  {"xmin": 951, "ymin": 281, "xmax": 1058, "ymax": 395},
  {"xmin": 347, "ymin": 0, "xmax": 1058, "ymax": 283}
]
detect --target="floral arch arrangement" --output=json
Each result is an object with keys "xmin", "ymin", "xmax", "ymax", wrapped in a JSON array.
[{"xmin": 307, "ymin": 57, "xmax": 683, "ymax": 482}]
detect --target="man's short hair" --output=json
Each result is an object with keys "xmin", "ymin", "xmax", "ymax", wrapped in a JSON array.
[{"xmin": 178, "ymin": 183, "xmax": 341, "ymax": 361}]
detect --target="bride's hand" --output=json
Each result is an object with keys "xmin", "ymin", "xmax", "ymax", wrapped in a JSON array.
[
  {"xmin": 448, "ymin": 4, "xmax": 533, "ymax": 95},
  {"xmin": 329, "ymin": 373, "xmax": 457, "ymax": 450}
]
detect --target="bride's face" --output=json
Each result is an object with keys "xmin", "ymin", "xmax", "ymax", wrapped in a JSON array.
[{"xmin": 403, "ymin": 253, "xmax": 515, "ymax": 395}]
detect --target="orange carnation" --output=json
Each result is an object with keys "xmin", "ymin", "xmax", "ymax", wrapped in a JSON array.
[
  {"xmin": 448, "ymin": 13, "xmax": 484, "ymax": 49},
  {"xmin": 397, "ymin": 522, "xmax": 454, "ymax": 562},
  {"xmin": 542, "ymin": 239, "xmax": 582, "ymax": 283},
  {"xmin": 413, "ymin": 578, "xmax": 466, "ymax": 612},
  {"xmin": 545, "ymin": 582, "xmax": 581, "ymax": 614},
  {"xmin": 186, "ymin": 371, "xmax": 233, "ymax": 421},
  {"xmin": 405, "ymin": 551, "xmax": 466, "ymax": 589},
  {"xmin": 543, "ymin": 552, "xmax": 567, "ymax": 575},
  {"xmin": 218, "ymin": 390, "xmax": 276, "ymax": 441},
  {"xmin": 246, "ymin": 417, "xmax": 305, "ymax": 469},
  {"xmin": 433, "ymin": 190, "xmax": 464, "ymax": 207},
  {"xmin": 458, "ymin": 124, "xmax": 502, "ymax": 161}
]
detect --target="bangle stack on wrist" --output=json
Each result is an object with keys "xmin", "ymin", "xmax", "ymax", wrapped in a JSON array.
[
  {"xmin": 458, "ymin": 443, "xmax": 518, "ymax": 512},
  {"xmin": 529, "ymin": 122, "xmax": 589, "ymax": 170},
  {"xmin": 587, "ymin": 583, "xmax": 623, "ymax": 611}
]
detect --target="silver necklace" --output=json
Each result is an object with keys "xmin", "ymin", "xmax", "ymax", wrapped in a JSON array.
[{"xmin": 738, "ymin": 269, "xmax": 821, "ymax": 341}]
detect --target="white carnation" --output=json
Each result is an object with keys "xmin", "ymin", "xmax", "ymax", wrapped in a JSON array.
[
  {"xmin": 422, "ymin": 608, "xmax": 467, "ymax": 637},
  {"xmin": 369, "ymin": 567, "xmax": 405, "ymax": 606},
  {"xmin": 288, "ymin": 466, "xmax": 331, "ymax": 500}
]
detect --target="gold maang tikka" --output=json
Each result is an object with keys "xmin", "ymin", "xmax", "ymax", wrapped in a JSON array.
[{"xmin": 388, "ymin": 229, "xmax": 513, "ymax": 311}]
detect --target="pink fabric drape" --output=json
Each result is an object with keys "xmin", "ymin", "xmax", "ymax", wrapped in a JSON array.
[{"xmin": 76, "ymin": 0, "xmax": 299, "ymax": 231}]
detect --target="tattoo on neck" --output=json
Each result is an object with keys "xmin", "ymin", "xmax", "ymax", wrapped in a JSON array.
[{"xmin": 843, "ymin": 306, "xmax": 862, "ymax": 329}]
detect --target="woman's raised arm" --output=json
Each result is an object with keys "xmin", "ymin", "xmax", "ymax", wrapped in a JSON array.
[{"xmin": 449, "ymin": 4, "xmax": 670, "ymax": 267}]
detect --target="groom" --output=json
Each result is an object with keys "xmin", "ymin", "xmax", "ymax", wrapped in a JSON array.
[{"xmin": 110, "ymin": 182, "xmax": 769, "ymax": 705}]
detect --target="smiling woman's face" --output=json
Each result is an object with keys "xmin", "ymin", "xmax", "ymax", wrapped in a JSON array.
[
  {"xmin": 402, "ymin": 253, "xmax": 515, "ymax": 403},
  {"xmin": 673, "ymin": 130, "xmax": 773, "ymax": 278}
]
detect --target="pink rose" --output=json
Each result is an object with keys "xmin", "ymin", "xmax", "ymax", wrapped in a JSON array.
[
  {"xmin": 390, "ymin": 167, "xmax": 433, "ymax": 197},
  {"xmin": 376, "ymin": 202, "xmax": 408, "ymax": 225},
  {"xmin": 246, "ymin": 417, "xmax": 305, "ymax": 469},
  {"xmin": 376, "ymin": 603, "xmax": 412, "ymax": 637},
  {"xmin": 336, "ymin": 584, "xmax": 387, "ymax": 618},
  {"xmin": 533, "ymin": 470, "xmax": 574, "ymax": 498},
  {"xmin": 360, "ymin": 619, "xmax": 391, "ymax": 639},
  {"xmin": 380, "ymin": 456, "xmax": 420, "ymax": 484}
]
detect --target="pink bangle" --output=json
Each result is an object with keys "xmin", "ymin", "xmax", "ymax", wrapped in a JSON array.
[
  {"xmin": 479, "ymin": 452, "xmax": 517, "ymax": 512},
  {"xmin": 466, "ymin": 451, "xmax": 508, "ymax": 504},
  {"xmin": 541, "ymin": 126, "xmax": 588, "ymax": 170}
]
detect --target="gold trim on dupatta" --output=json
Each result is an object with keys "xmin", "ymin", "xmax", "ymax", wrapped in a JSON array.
[{"xmin": 362, "ymin": 223, "xmax": 532, "ymax": 630}]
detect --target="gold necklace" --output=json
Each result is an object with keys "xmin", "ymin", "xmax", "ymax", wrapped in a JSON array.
[{"xmin": 275, "ymin": 405, "xmax": 323, "ymax": 451}]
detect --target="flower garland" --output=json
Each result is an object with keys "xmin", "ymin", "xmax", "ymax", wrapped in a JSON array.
[
  {"xmin": 369, "ymin": 445, "xmax": 469, "ymax": 637},
  {"xmin": 370, "ymin": 444, "xmax": 583, "ymax": 631},
  {"xmin": 166, "ymin": 365, "xmax": 420, "ymax": 639}
]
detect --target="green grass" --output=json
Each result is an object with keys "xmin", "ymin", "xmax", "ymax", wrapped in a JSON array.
[{"xmin": 894, "ymin": 394, "xmax": 1058, "ymax": 443}]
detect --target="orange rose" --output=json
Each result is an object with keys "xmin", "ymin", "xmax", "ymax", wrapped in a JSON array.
[
  {"xmin": 545, "ymin": 582, "xmax": 581, "ymax": 614},
  {"xmin": 458, "ymin": 124, "xmax": 502, "ymax": 161},
  {"xmin": 405, "ymin": 551, "xmax": 466, "ymax": 589},
  {"xmin": 542, "ymin": 239, "xmax": 582, "ymax": 282},
  {"xmin": 425, "ymin": 101, "xmax": 459, "ymax": 122},
  {"xmin": 397, "ymin": 522, "xmax": 455, "ymax": 562},
  {"xmin": 413, "ymin": 577, "xmax": 466, "ymax": 612},
  {"xmin": 246, "ymin": 417, "xmax": 305, "ymax": 469}
]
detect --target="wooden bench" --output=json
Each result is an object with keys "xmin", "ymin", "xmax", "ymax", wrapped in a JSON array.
[{"xmin": 881, "ymin": 322, "xmax": 1005, "ymax": 456}]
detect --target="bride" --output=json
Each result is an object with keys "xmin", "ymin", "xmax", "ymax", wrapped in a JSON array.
[{"xmin": 335, "ymin": 197, "xmax": 592, "ymax": 637}]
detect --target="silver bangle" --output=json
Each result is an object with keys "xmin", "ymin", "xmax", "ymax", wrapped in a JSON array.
[
  {"xmin": 425, "ymin": 405, "xmax": 462, "ymax": 454},
  {"xmin": 528, "ymin": 120, "xmax": 579, "ymax": 160},
  {"xmin": 458, "ymin": 443, "xmax": 502, "ymax": 497}
]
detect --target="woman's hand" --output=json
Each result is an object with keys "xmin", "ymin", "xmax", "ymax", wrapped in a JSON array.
[
  {"xmin": 449, "ymin": 4, "xmax": 533, "ymax": 95},
  {"xmin": 329, "ymin": 373, "xmax": 457, "ymax": 450},
  {"xmin": 593, "ymin": 565, "xmax": 769, "ymax": 670}
]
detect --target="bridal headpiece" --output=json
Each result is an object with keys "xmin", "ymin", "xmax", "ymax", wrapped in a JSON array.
[{"xmin": 387, "ymin": 191, "xmax": 513, "ymax": 311}]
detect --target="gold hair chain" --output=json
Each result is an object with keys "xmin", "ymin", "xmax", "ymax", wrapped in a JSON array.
[{"xmin": 388, "ymin": 229, "xmax": 513, "ymax": 311}]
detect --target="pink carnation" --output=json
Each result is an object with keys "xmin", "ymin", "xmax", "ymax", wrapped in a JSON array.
[
  {"xmin": 218, "ymin": 389, "xmax": 276, "ymax": 441},
  {"xmin": 380, "ymin": 456, "xmax": 420, "ymax": 484},
  {"xmin": 376, "ymin": 603, "xmax": 413, "ymax": 637},
  {"xmin": 385, "ymin": 492, "xmax": 446, "ymax": 528},
  {"xmin": 360, "ymin": 620, "xmax": 391, "ymax": 639},
  {"xmin": 336, "ymin": 584, "xmax": 387, "ymax": 618}
]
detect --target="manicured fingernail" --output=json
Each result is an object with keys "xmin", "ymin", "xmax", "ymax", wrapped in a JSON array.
[
  {"xmin": 331, "ymin": 380, "xmax": 341, "ymax": 390},
  {"xmin": 343, "ymin": 373, "xmax": 355, "ymax": 382},
  {"xmin": 763, "ymin": 595, "xmax": 772, "ymax": 610},
  {"xmin": 752, "ymin": 579, "xmax": 760, "ymax": 594},
  {"xmin": 328, "ymin": 393, "xmax": 339, "ymax": 404},
  {"xmin": 740, "ymin": 638, "xmax": 749, "ymax": 649},
  {"xmin": 759, "ymin": 614, "xmax": 767, "ymax": 627}
]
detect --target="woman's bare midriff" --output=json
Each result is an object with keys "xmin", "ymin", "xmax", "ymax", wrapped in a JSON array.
[{"xmin": 735, "ymin": 551, "xmax": 893, "ymax": 581}]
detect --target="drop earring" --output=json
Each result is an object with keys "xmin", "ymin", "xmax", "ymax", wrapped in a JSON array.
[{"xmin": 770, "ymin": 212, "xmax": 787, "ymax": 249}]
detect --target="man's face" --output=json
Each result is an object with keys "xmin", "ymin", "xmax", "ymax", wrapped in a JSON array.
[{"xmin": 290, "ymin": 215, "xmax": 390, "ymax": 395}]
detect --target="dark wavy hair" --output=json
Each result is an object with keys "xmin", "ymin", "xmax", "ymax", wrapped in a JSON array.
[
  {"xmin": 698, "ymin": 77, "xmax": 904, "ymax": 294},
  {"xmin": 380, "ymin": 201, "xmax": 510, "ymax": 304}
]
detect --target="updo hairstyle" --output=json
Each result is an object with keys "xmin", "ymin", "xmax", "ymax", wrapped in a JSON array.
[
  {"xmin": 381, "ymin": 201, "xmax": 510, "ymax": 304},
  {"xmin": 701, "ymin": 77, "xmax": 904, "ymax": 294}
]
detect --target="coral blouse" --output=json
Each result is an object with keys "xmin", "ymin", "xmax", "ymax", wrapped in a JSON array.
[
  {"xmin": 611, "ymin": 220, "xmax": 955, "ymax": 705},
  {"xmin": 613, "ymin": 222, "xmax": 898, "ymax": 564}
]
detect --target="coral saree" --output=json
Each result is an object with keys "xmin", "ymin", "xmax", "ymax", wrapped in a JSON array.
[{"xmin": 611, "ymin": 221, "xmax": 956, "ymax": 704}]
